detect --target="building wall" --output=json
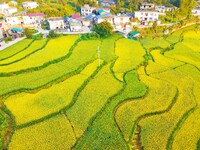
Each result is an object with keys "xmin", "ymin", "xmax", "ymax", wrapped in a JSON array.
[
  {"xmin": 135, "ymin": 11, "xmax": 159, "ymax": 22},
  {"xmin": 49, "ymin": 20, "xmax": 64, "ymax": 30}
]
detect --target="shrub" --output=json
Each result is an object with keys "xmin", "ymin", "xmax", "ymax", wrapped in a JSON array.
[
  {"xmin": 47, "ymin": 30, "xmax": 59, "ymax": 38},
  {"xmin": 81, "ymin": 32, "xmax": 100, "ymax": 40},
  {"xmin": 4, "ymin": 37, "xmax": 12, "ymax": 43}
]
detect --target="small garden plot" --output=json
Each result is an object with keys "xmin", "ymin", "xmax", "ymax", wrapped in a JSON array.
[{"xmin": 9, "ymin": 115, "xmax": 76, "ymax": 150}]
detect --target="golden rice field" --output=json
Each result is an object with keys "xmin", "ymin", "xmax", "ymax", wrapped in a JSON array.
[{"xmin": 0, "ymin": 25, "xmax": 199, "ymax": 150}]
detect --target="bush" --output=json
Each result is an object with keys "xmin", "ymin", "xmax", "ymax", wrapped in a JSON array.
[
  {"xmin": 4, "ymin": 37, "xmax": 12, "ymax": 43},
  {"xmin": 47, "ymin": 30, "xmax": 59, "ymax": 38},
  {"xmin": 81, "ymin": 32, "xmax": 100, "ymax": 40}
]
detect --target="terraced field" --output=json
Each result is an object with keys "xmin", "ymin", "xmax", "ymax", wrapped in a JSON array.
[{"xmin": 0, "ymin": 25, "xmax": 199, "ymax": 150}]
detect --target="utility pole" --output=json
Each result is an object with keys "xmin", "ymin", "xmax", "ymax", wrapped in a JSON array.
[{"xmin": 97, "ymin": 46, "xmax": 100, "ymax": 67}]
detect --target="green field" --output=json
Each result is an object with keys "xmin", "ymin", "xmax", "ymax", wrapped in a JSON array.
[{"xmin": 0, "ymin": 25, "xmax": 199, "ymax": 150}]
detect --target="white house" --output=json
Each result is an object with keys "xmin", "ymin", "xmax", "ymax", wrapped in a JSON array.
[
  {"xmin": 48, "ymin": 17, "xmax": 64, "ymax": 30},
  {"xmin": 0, "ymin": 2, "xmax": 9, "ymax": 13},
  {"xmin": 4, "ymin": 16, "xmax": 23, "ymax": 26},
  {"xmin": 140, "ymin": 3, "xmax": 155, "ymax": 10},
  {"xmin": 114, "ymin": 14, "xmax": 131, "ymax": 25},
  {"xmin": 3, "ymin": 7, "xmax": 18, "ymax": 16},
  {"xmin": 165, "ymin": 6, "xmax": 177, "ymax": 12},
  {"xmin": 192, "ymin": 7, "xmax": 200, "ymax": 17},
  {"xmin": 22, "ymin": 1, "xmax": 39, "ymax": 9},
  {"xmin": 23, "ymin": 13, "xmax": 45, "ymax": 25},
  {"xmin": 81, "ymin": 4, "xmax": 96, "ymax": 16},
  {"xmin": 135, "ymin": 11, "xmax": 161, "ymax": 25}
]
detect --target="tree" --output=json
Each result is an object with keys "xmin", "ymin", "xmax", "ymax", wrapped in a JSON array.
[
  {"xmin": 92, "ymin": 21, "xmax": 113, "ymax": 38},
  {"xmin": 24, "ymin": 28, "xmax": 36, "ymax": 39}
]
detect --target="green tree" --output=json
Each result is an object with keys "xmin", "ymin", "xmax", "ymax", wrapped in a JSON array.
[
  {"xmin": 92, "ymin": 21, "xmax": 113, "ymax": 38},
  {"xmin": 24, "ymin": 28, "xmax": 36, "ymax": 39}
]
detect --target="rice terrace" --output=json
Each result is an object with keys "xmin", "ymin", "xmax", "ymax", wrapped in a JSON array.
[{"xmin": 0, "ymin": 24, "xmax": 200, "ymax": 150}]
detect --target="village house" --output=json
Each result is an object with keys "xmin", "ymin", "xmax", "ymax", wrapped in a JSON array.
[
  {"xmin": 192, "ymin": 7, "xmax": 200, "ymax": 17},
  {"xmin": 140, "ymin": 3, "xmax": 155, "ymax": 10},
  {"xmin": 0, "ymin": 2, "xmax": 9, "ymax": 13},
  {"xmin": 81, "ymin": 4, "xmax": 96, "ymax": 16},
  {"xmin": 23, "ymin": 13, "xmax": 45, "ymax": 25},
  {"xmin": 3, "ymin": 7, "xmax": 18, "ymax": 16},
  {"xmin": 135, "ymin": 10, "xmax": 161, "ymax": 25},
  {"xmin": 155, "ymin": 6, "xmax": 177, "ymax": 13},
  {"xmin": 69, "ymin": 19, "xmax": 82, "ymax": 32},
  {"xmin": 100, "ymin": 0, "xmax": 115, "ymax": 7},
  {"xmin": 4, "ymin": 16, "xmax": 23, "ymax": 26},
  {"xmin": 48, "ymin": 17, "xmax": 64, "ymax": 30},
  {"xmin": 22, "ymin": 1, "xmax": 39, "ymax": 9}
]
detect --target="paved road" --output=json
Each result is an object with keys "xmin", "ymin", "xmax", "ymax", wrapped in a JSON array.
[{"xmin": 0, "ymin": 37, "xmax": 26, "ymax": 51}]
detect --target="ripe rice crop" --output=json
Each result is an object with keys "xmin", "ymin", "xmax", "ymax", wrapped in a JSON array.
[
  {"xmin": 66, "ymin": 63, "xmax": 122, "ymax": 138},
  {"xmin": 0, "ymin": 36, "xmax": 79, "ymax": 73},
  {"xmin": 113, "ymin": 39, "xmax": 145, "ymax": 80},
  {"xmin": 0, "ymin": 40, "xmax": 100, "ymax": 97},
  {"xmin": 5, "ymin": 60, "xmax": 99, "ymax": 125},
  {"xmin": 0, "ymin": 39, "xmax": 47, "ymax": 65},
  {"xmin": 100, "ymin": 34, "xmax": 123, "ymax": 62},
  {"xmin": 140, "ymin": 37, "xmax": 170, "ymax": 49},
  {"xmin": 139, "ymin": 70, "xmax": 196, "ymax": 150},
  {"xmin": 9, "ymin": 115, "xmax": 76, "ymax": 150},
  {"xmin": 0, "ymin": 39, "xmax": 33, "ymax": 61},
  {"xmin": 115, "ymin": 74, "xmax": 176, "ymax": 142}
]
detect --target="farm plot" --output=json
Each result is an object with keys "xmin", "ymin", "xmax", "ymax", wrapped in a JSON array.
[
  {"xmin": 100, "ymin": 34, "xmax": 123, "ymax": 62},
  {"xmin": 140, "ymin": 37, "xmax": 170, "ymax": 49},
  {"xmin": 0, "ymin": 40, "xmax": 100, "ymax": 98},
  {"xmin": 182, "ymin": 31, "xmax": 200, "ymax": 52},
  {"xmin": 0, "ymin": 35, "xmax": 79, "ymax": 73},
  {"xmin": 115, "ymin": 74, "xmax": 176, "ymax": 143},
  {"xmin": 74, "ymin": 70, "xmax": 147, "ymax": 150},
  {"xmin": 165, "ymin": 43, "xmax": 200, "ymax": 69},
  {"xmin": 0, "ymin": 39, "xmax": 33, "ymax": 61},
  {"xmin": 0, "ymin": 39, "xmax": 47, "ymax": 65},
  {"xmin": 150, "ymin": 50, "xmax": 184, "ymax": 68},
  {"xmin": 113, "ymin": 39, "xmax": 145, "ymax": 80},
  {"xmin": 138, "ymin": 70, "xmax": 196, "ymax": 150},
  {"xmin": 5, "ymin": 60, "xmax": 99, "ymax": 125},
  {"xmin": 9, "ymin": 115, "xmax": 76, "ymax": 150},
  {"xmin": 166, "ymin": 24, "xmax": 197, "ymax": 43},
  {"xmin": 171, "ymin": 64, "xmax": 200, "ymax": 150},
  {"xmin": 66, "ymin": 63, "xmax": 122, "ymax": 139}
]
